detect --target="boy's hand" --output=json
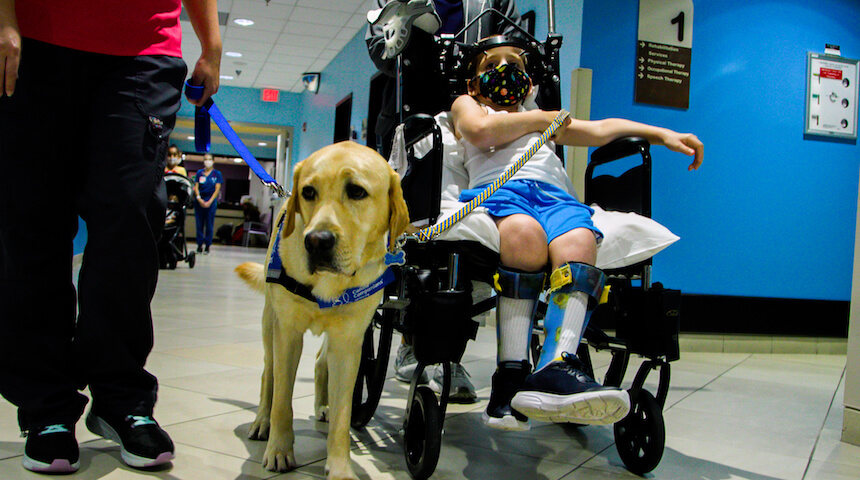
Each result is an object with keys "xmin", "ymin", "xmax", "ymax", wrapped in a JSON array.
[{"xmin": 663, "ymin": 132, "xmax": 703, "ymax": 171}]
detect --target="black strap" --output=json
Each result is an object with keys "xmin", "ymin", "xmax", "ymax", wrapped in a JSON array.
[{"xmin": 267, "ymin": 268, "xmax": 317, "ymax": 304}]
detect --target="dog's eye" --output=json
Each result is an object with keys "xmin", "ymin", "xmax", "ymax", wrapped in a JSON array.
[
  {"xmin": 301, "ymin": 186, "xmax": 316, "ymax": 201},
  {"xmin": 345, "ymin": 183, "xmax": 368, "ymax": 200}
]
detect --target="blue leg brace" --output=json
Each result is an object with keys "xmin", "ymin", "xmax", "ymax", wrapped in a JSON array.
[{"xmin": 536, "ymin": 262, "xmax": 606, "ymax": 371}]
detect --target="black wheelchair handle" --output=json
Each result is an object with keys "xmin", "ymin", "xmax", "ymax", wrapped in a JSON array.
[
  {"xmin": 590, "ymin": 136, "xmax": 651, "ymax": 167},
  {"xmin": 401, "ymin": 113, "xmax": 439, "ymax": 148}
]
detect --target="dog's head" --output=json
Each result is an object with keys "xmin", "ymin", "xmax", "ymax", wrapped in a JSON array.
[{"xmin": 283, "ymin": 141, "xmax": 409, "ymax": 275}]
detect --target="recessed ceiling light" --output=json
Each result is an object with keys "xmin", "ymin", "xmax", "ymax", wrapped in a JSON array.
[
  {"xmin": 233, "ymin": 18, "xmax": 254, "ymax": 26},
  {"xmin": 220, "ymin": 75, "xmax": 234, "ymax": 80},
  {"xmin": 225, "ymin": 51, "xmax": 242, "ymax": 58},
  {"xmin": 187, "ymin": 135, "xmax": 195, "ymax": 140},
  {"xmin": 233, "ymin": 158, "xmax": 243, "ymax": 163},
  {"xmin": 257, "ymin": 142, "xmax": 268, "ymax": 146}
]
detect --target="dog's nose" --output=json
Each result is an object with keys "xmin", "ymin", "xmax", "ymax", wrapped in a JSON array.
[{"xmin": 305, "ymin": 230, "xmax": 336, "ymax": 254}]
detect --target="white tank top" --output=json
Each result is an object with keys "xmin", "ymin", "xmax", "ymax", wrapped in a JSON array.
[{"xmin": 461, "ymin": 107, "xmax": 576, "ymax": 197}]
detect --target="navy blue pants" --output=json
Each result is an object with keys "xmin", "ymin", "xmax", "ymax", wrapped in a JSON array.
[
  {"xmin": 194, "ymin": 200, "xmax": 218, "ymax": 247},
  {"xmin": 0, "ymin": 39, "xmax": 186, "ymax": 430}
]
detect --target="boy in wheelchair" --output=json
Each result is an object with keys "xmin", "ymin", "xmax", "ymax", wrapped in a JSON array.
[{"xmin": 448, "ymin": 35, "xmax": 704, "ymax": 431}]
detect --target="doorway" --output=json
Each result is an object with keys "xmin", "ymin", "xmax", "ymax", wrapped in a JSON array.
[{"xmin": 334, "ymin": 94, "xmax": 353, "ymax": 143}]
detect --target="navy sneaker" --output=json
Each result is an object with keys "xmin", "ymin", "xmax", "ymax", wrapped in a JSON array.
[
  {"xmin": 482, "ymin": 360, "xmax": 530, "ymax": 431},
  {"xmin": 511, "ymin": 352, "xmax": 630, "ymax": 425},
  {"xmin": 22, "ymin": 424, "xmax": 80, "ymax": 474},
  {"xmin": 85, "ymin": 411, "xmax": 174, "ymax": 468}
]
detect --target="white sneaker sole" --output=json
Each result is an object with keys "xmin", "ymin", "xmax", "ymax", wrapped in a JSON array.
[
  {"xmin": 87, "ymin": 415, "xmax": 174, "ymax": 468},
  {"xmin": 22, "ymin": 456, "xmax": 80, "ymax": 474},
  {"xmin": 511, "ymin": 389, "xmax": 631, "ymax": 425},
  {"xmin": 481, "ymin": 411, "xmax": 530, "ymax": 432}
]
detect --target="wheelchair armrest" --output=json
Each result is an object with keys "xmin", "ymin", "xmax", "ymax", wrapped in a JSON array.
[
  {"xmin": 590, "ymin": 136, "xmax": 650, "ymax": 167},
  {"xmin": 402, "ymin": 113, "xmax": 439, "ymax": 148}
]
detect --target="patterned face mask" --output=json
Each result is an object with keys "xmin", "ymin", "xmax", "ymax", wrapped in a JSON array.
[{"xmin": 473, "ymin": 63, "xmax": 531, "ymax": 106}]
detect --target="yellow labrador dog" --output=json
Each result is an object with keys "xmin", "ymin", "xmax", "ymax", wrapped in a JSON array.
[{"xmin": 236, "ymin": 141, "xmax": 409, "ymax": 479}]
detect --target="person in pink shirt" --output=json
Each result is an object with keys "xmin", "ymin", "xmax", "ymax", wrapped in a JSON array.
[{"xmin": 0, "ymin": 0, "xmax": 220, "ymax": 474}]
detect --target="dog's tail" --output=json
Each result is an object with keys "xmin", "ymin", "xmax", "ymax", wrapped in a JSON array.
[{"xmin": 235, "ymin": 262, "xmax": 267, "ymax": 293}]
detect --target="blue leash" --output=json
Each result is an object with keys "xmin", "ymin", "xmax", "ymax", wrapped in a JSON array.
[{"xmin": 184, "ymin": 82, "xmax": 286, "ymax": 197}]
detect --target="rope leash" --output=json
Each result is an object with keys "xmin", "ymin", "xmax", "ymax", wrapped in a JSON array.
[
  {"xmin": 416, "ymin": 109, "xmax": 570, "ymax": 241},
  {"xmin": 184, "ymin": 82, "xmax": 287, "ymax": 198}
]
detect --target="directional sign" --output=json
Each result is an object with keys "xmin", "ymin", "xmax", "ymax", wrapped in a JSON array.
[{"xmin": 635, "ymin": 0, "xmax": 693, "ymax": 109}]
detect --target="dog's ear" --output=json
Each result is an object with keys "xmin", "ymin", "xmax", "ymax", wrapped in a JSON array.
[
  {"xmin": 387, "ymin": 169, "xmax": 410, "ymax": 251},
  {"xmin": 283, "ymin": 161, "xmax": 303, "ymax": 236}
]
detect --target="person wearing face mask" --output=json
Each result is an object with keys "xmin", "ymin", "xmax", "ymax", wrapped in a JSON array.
[
  {"xmin": 164, "ymin": 144, "xmax": 187, "ymax": 177},
  {"xmin": 450, "ymin": 36, "xmax": 704, "ymax": 432},
  {"xmin": 192, "ymin": 154, "xmax": 222, "ymax": 254}
]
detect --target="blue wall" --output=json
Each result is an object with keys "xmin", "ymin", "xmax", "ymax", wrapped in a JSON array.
[
  {"xmin": 293, "ymin": 29, "xmax": 381, "ymax": 163},
  {"xmin": 582, "ymin": 0, "xmax": 860, "ymax": 301}
]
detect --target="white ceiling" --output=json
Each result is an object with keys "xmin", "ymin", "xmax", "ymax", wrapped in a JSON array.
[{"xmin": 180, "ymin": 0, "xmax": 377, "ymax": 94}]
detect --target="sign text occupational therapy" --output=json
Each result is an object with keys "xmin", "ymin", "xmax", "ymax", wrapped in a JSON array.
[{"xmin": 635, "ymin": 0, "xmax": 693, "ymax": 109}]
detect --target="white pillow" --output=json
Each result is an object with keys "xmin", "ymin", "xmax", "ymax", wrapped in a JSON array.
[{"xmin": 591, "ymin": 205, "xmax": 680, "ymax": 269}]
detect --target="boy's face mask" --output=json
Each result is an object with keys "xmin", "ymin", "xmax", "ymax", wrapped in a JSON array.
[{"xmin": 473, "ymin": 63, "xmax": 531, "ymax": 106}]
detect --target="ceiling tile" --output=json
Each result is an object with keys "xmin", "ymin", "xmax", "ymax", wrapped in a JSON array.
[
  {"xmin": 276, "ymin": 32, "xmax": 325, "ymax": 48},
  {"xmin": 269, "ymin": 44, "xmax": 320, "ymax": 59},
  {"xmin": 296, "ymin": 0, "xmax": 366, "ymax": 14},
  {"xmin": 289, "ymin": 6, "xmax": 352, "ymax": 27},
  {"xmin": 225, "ymin": 27, "xmax": 280, "ymax": 43},
  {"xmin": 282, "ymin": 21, "xmax": 343, "ymax": 39},
  {"xmin": 229, "ymin": 0, "xmax": 294, "ymax": 20}
]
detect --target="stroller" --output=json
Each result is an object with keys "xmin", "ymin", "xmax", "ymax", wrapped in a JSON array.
[{"xmin": 158, "ymin": 172, "xmax": 196, "ymax": 269}]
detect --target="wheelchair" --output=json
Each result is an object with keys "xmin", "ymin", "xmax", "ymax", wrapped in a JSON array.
[{"xmin": 352, "ymin": 10, "xmax": 681, "ymax": 479}]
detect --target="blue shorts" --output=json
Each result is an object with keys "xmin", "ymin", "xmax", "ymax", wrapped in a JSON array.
[{"xmin": 459, "ymin": 179, "xmax": 602, "ymax": 244}]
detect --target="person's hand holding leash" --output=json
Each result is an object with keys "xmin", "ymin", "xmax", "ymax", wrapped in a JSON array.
[{"xmin": 183, "ymin": 0, "xmax": 221, "ymax": 105}]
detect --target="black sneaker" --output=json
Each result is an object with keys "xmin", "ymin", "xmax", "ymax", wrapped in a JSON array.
[
  {"xmin": 203, "ymin": 245, "xmax": 210, "ymax": 255},
  {"xmin": 482, "ymin": 360, "xmax": 530, "ymax": 431},
  {"xmin": 22, "ymin": 424, "xmax": 80, "ymax": 474},
  {"xmin": 85, "ymin": 411, "xmax": 174, "ymax": 468},
  {"xmin": 196, "ymin": 245, "xmax": 203, "ymax": 253},
  {"xmin": 510, "ymin": 352, "xmax": 630, "ymax": 425}
]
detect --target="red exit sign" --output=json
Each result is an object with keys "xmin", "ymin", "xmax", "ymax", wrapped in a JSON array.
[{"xmin": 261, "ymin": 88, "xmax": 280, "ymax": 102}]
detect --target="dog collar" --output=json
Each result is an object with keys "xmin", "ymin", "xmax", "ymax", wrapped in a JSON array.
[{"xmin": 265, "ymin": 216, "xmax": 403, "ymax": 309}]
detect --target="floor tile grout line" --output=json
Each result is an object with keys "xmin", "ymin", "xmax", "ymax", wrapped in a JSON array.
[
  {"xmin": 801, "ymin": 364, "xmax": 847, "ymax": 480},
  {"xmin": 661, "ymin": 353, "xmax": 754, "ymax": 413}
]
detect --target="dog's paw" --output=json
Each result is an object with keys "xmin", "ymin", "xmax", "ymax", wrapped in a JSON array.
[
  {"xmin": 262, "ymin": 445, "xmax": 296, "ymax": 472},
  {"xmin": 247, "ymin": 416, "xmax": 270, "ymax": 440},
  {"xmin": 326, "ymin": 459, "xmax": 358, "ymax": 480},
  {"xmin": 315, "ymin": 405, "xmax": 330, "ymax": 422}
]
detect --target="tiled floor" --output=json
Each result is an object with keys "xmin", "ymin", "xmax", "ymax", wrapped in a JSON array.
[{"xmin": 1, "ymin": 245, "xmax": 858, "ymax": 479}]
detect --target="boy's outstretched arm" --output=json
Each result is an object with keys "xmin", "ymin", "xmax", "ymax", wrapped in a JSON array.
[
  {"xmin": 554, "ymin": 118, "xmax": 703, "ymax": 171},
  {"xmin": 450, "ymin": 94, "xmax": 557, "ymax": 150}
]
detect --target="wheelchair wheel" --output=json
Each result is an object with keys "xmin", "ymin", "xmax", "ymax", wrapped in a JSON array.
[
  {"xmin": 403, "ymin": 386, "xmax": 442, "ymax": 480},
  {"xmin": 187, "ymin": 251, "xmax": 196, "ymax": 268},
  {"xmin": 351, "ymin": 311, "xmax": 393, "ymax": 428},
  {"xmin": 613, "ymin": 388, "xmax": 665, "ymax": 475}
]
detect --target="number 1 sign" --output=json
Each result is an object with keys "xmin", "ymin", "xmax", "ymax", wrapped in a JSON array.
[{"xmin": 635, "ymin": 0, "xmax": 694, "ymax": 109}]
